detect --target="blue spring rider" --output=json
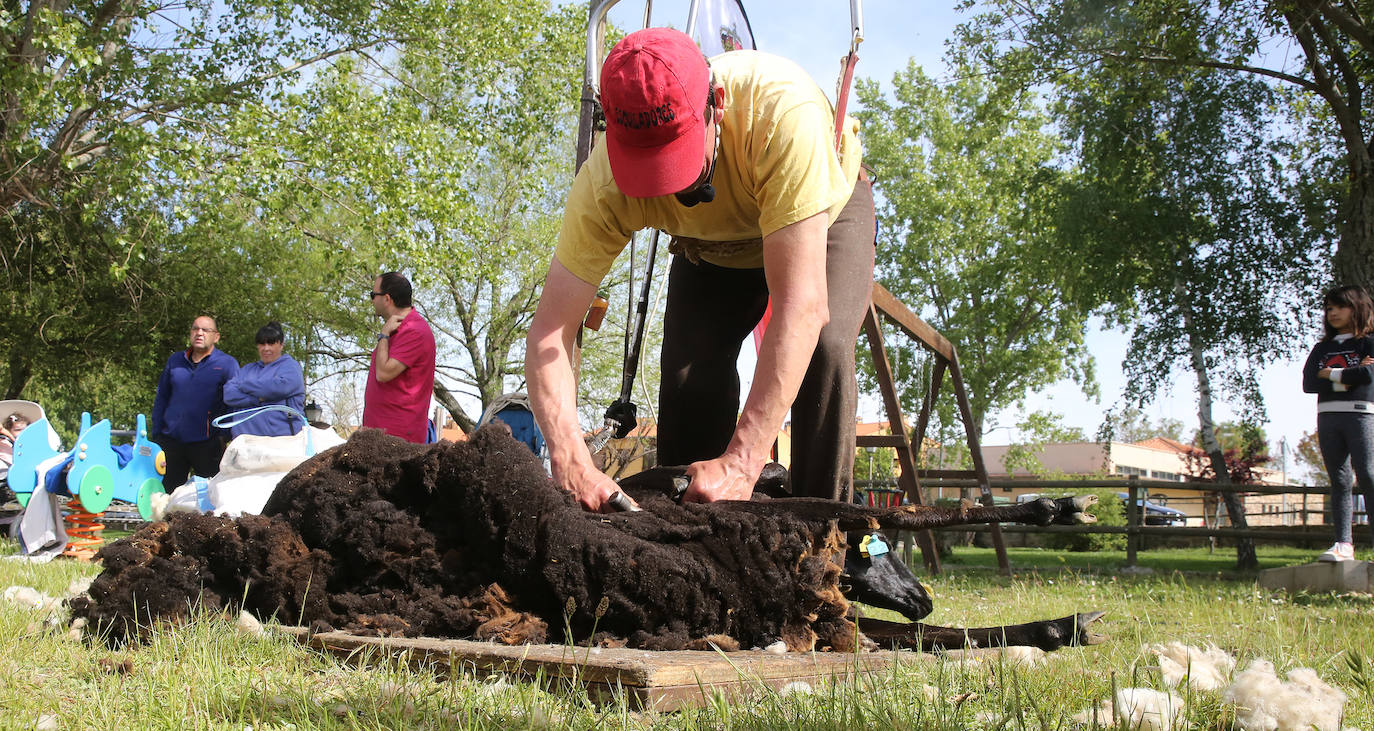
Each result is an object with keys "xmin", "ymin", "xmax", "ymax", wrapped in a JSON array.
[{"xmin": 8, "ymin": 413, "xmax": 166, "ymax": 520}]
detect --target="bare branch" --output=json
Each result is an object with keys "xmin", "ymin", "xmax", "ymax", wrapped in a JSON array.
[{"xmin": 1309, "ymin": 0, "xmax": 1374, "ymax": 56}]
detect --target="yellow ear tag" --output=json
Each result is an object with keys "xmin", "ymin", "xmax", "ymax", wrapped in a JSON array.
[{"xmin": 859, "ymin": 533, "xmax": 872, "ymax": 558}]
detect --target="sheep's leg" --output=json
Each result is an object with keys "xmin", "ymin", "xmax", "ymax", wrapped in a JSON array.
[
  {"xmin": 618, "ymin": 468, "xmax": 1097, "ymax": 531},
  {"xmin": 721, "ymin": 495, "xmax": 1099, "ymax": 533},
  {"xmin": 856, "ymin": 611, "xmax": 1107, "ymax": 653}
]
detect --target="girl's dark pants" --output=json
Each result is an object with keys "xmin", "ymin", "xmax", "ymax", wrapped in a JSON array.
[{"xmin": 1318, "ymin": 411, "xmax": 1374, "ymax": 545}]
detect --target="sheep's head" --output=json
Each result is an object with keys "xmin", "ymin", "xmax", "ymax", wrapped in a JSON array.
[{"xmin": 841, "ymin": 532, "xmax": 933, "ymax": 620}]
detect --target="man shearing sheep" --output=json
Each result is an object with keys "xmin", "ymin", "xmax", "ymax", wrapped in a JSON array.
[{"xmin": 526, "ymin": 28, "xmax": 875, "ymax": 512}]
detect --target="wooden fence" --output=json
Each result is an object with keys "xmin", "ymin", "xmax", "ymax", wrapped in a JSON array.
[{"xmin": 855, "ymin": 476, "xmax": 1369, "ymax": 568}]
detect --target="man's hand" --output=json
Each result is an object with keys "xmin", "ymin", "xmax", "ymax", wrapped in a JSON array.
[
  {"xmin": 556, "ymin": 460, "xmax": 638, "ymax": 512},
  {"xmin": 381, "ymin": 314, "xmax": 406, "ymax": 336},
  {"xmin": 682, "ymin": 452, "xmax": 763, "ymax": 503}
]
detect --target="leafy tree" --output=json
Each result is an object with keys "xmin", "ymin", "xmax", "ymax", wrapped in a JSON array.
[
  {"xmin": 1190, "ymin": 420, "xmax": 1269, "ymax": 455},
  {"xmin": 1183, "ymin": 422, "xmax": 1273, "ymax": 485},
  {"xmin": 1046, "ymin": 52, "xmax": 1312, "ymax": 569},
  {"xmin": 960, "ymin": 0, "xmax": 1367, "ymax": 290},
  {"xmin": 1295, "ymin": 429, "xmax": 1328, "ymax": 486},
  {"xmin": 0, "ymin": 0, "xmax": 501, "ymax": 428},
  {"xmin": 1, "ymin": 0, "xmax": 463, "ymax": 213},
  {"xmin": 1099, "ymin": 406, "xmax": 1185, "ymax": 443},
  {"xmin": 106, "ymin": 2, "xmax": 594, "ymax": 431},
  {"xmin": 1000, "ymin": 410, "xmax": 1087, "ymax": 477},
  {"xmin": 856, "ymin": 58, "xmax": 1114, "ymax": 438}
]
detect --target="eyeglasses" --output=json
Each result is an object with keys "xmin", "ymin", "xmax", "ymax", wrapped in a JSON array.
[
  {"xmin": 189, "ymin": 326, "xmax": 218, "ymax": 333},
  {"xmin": 367, "ymin": 291, "xmax": 386, "ymax": 300}
]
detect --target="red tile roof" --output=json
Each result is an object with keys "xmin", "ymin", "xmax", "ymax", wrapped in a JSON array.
[{"xmin": 1132, "ymin": 437, "xmax": 1203, "ymax": 455}]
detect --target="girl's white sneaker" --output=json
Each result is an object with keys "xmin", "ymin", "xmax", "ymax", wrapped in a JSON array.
[{"xmin": 1317, "ymin": 542, "xmax": 1356, "ymax": 562}]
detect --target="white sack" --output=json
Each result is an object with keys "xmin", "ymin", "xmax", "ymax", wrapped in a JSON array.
[{"xmin": 161, "ymin": 426, "xmax": 343, "ymax": 519}]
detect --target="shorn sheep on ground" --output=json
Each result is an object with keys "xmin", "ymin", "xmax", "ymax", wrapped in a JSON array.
[{"xmin": 69, "ymin": 426, "xmax": 1106, "ymax": 652}]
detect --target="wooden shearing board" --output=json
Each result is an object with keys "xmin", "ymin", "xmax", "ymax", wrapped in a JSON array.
[{"xmin": 283, "ymin": 627, "xmax": 983, "ymax": 711}]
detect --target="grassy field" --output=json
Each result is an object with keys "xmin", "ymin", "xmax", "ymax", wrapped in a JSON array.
[{"xmin": 1, "ymin": 539, "xmax": 1371, "ymax": 729}]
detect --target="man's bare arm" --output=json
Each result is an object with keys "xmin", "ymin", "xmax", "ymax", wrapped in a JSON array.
[
  {"xmin": 373, "ymin": 314, "xmax": 409, "ymax": 383},
  {"xmin": 525, "ymin": 259, "xmax": 626, "ymax": 512},
  {"xmin": 683, "ymin": 210, "xmax": 831, "ymax": 502}
]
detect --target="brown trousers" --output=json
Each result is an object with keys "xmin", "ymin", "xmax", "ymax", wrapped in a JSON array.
[{"xmin": 657, "ymin": 180, "xmax": 876, "ymax": 500}]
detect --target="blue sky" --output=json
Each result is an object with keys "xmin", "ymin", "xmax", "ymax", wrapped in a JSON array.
[{"xmin": 593, "ymin": 0, "xmax": 1319, "ymax": 480}]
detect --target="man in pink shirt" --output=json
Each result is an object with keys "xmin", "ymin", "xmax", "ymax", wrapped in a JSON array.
[{"xmin": 362, "ymin": 272, "xmax": 436, "ymax": 443}]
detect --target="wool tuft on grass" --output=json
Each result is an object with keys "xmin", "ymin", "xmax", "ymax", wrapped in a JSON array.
[
  {"xmin": 4, "ymin": 585, "xmax": 59, "ymax": 613},
  {"xmin": 235, "ymin": 610, "xmax": 265, "ymax": 638},
  {"xmin": 1072, "ymin": 688, "xmax": 1182, "ymax": 730},
  {"xmin": 1149, "ymin": 641, "xmax": 1236, "ymax": 691},
  {"xmin": 1222, "ymin": 659, "xmax": 1348, "ymax": 731}
]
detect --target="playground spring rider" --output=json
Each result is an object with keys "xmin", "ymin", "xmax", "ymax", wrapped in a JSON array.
[{"xmin": 8, "ymin": 412, "xmax": 166, "ymax": 557}]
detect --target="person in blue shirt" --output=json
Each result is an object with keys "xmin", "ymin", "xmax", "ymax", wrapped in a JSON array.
[
  {"xmin": 223, "ymin": 322, "xmax": 307, "ymax": 439},
  {"xmin": 152, "ymin": 315, "xmax": 240, "ymax": 489}
]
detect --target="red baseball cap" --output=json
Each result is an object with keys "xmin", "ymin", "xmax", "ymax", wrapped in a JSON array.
[{"xmin": 600, "ymin": 28, "xmax": 710, "ymax": 198}]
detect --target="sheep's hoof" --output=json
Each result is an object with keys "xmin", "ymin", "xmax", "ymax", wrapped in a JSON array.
[
  {"xmin": 1069, "ymin": 610, "xmax": 1108, "ymax": 646},
  {"xmin": 1031, "ymin": 610, "xmax": 1108, "ymax": 650},
  {"xmin": 1048, "ymin": 495, "xmax": 1097, "ymax": 525}
]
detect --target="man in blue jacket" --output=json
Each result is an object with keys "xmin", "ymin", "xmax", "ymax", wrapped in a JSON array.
[
  {"xmin": 223, "ymin": 322, "xmax": 306, "ymax": 438},
  {"xmin": 152, "ymin": 315, "xmax": 240, "ymax": 490}
]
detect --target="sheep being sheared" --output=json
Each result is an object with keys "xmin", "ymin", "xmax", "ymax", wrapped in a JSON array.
[{"xmin": 71, "ymin": 426, "xmax": 1106, "ymax": 652}]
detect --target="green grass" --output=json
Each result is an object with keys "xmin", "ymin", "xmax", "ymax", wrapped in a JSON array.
[
  {"xmin": 938, "ymin": 543, "xmax": 1374, "ymax": 574},
  {"xmin": 1, "ymin": 541, "xmax": 1371, "ymax": 729}
]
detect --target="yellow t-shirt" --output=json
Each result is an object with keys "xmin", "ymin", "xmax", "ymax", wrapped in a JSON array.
[{"xmin": 555, "ymin": 50, "xmax": 863, "ymax": 285}]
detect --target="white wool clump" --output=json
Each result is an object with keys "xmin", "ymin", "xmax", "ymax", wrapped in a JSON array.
[
  {"xmin": 1149, "ymin": 642, "xmax": 1236, "ymax": 691},
  {"xmin": 941, "ymin": 646, "xmax": 1048, "ymax": 668},
  {"xmin": 1222, "ymin": 659, "xmax": 1347, "ymax": 731},
  {"xmin": 65, "ymin": 577, "xmax": 94, "ymax": 598},
  {"xmin": 761, "ymin": 640, "xmax": 788, "ymax": 655},
  {"xmin": 375, "ymin": 681, "xmax": 415, "ymax": 717},
  {"xmin": 475, "ymin": 677, "xmax": 512, "ymax": 697},
  {"xmin": 148, "ymin": 491, "xmax": 170, "ymax": 521},
  {"xmin": 1000, "ymin": 646, "xmax": 1049, "ymax": 668},
  {"xmin": 235, "ymin": 611, "xmax": 265, "ymax": 638},
  {"xmin": 4, "ymin": 586, "xmax": 60, "ymax": 613},
  {"xmin": 66, "ymin": 616, "xmax": 87, "ymax": 641},
  {"xmin": 1072, "ymin": 688, "xmax": 1182, "ymax": 731},
  {"xmin": 778, "ymin": 681, "xmax": 813, "ymax": 696},
  {"xmin": 149, "ymin": 491, "xmax": 195, "ymax": 521}
]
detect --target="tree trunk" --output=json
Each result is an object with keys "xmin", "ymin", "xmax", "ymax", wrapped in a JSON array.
[
  {"xmin": 1188, "ymin": 326, "xmax": 1258, "ymax": 570},
  {"xmin": 5, "ymin": 350, "xmax": 32, "ymax": 400},
  {"xmin": 432, "ymin": 380, "xmax": 477, "ymax": 435},
  {"xmin": 1334, "ymin": 154, "xmax": 1374, "ymax": 291}
]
